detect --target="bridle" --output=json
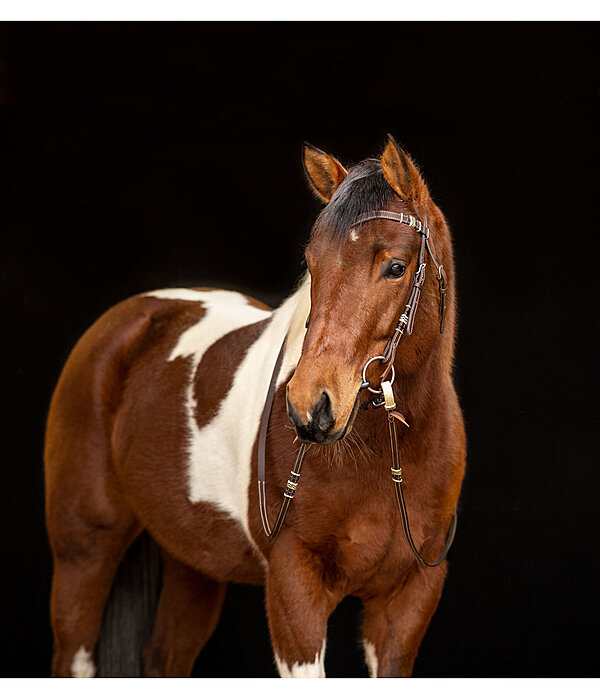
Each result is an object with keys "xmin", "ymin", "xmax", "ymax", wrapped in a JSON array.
[
  {"xmin": 358, "ymin": 209, "xmax": 447, "ymax": 397},
  {"xmin": 257, "ymin": 209, "xmax": 457, "ymax": 567}
]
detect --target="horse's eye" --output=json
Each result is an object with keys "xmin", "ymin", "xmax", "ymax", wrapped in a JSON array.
[{"xmin": 384, "ymin": 262, "xmax": 407, "ymax": 279}]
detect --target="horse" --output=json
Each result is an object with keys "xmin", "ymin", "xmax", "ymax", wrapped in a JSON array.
[{"xmin": 44, "ymin": 135, "xmax": 466, "ymax": 678}]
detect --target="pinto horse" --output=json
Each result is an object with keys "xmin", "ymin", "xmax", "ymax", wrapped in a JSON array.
[{"xmin": 45, "ymin": 136, "xmax": 466, "ymax": 678}]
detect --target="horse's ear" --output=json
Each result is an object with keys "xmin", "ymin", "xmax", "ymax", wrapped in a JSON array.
[
  {"xmin": 381, "ymin": 134, "xmax": 428, "ymax": 203},
  {"xmin": 302, "ymin": 142, "xmax": 348, "ymax": 203}
]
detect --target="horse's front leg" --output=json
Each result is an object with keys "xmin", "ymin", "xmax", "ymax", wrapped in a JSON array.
[
  {"xmin": 361, "ymin": 561, "xmax": 448, "ymax": 677},
  {"xmin": 265, "ymin": 531, "xmax": 337, "ymax": 678}
]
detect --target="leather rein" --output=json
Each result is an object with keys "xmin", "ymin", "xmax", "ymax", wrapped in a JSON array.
[{"xmin": 257, "ymin": 210, "xmax": 457, "ymax": 567}]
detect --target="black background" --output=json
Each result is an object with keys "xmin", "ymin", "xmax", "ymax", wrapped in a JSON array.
[{"xmin": 1, "ymin": 23, "xmax": 599, "ymax": 677}]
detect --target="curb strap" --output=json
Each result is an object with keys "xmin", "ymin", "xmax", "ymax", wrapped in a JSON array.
[
  {"xmin": 257, "ymin": 335, "xmax": 311, "ymax": 539},
  {"xmin": 383, "ymin": 380, "xmax": 457, "ymax": 567}
]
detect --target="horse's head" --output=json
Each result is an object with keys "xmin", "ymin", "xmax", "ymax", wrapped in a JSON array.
[{"xmin": 287, "ymin": 136, "xmax": 454, "ymax": 444}]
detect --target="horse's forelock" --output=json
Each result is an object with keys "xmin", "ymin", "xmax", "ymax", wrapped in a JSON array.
[{"xmin": 310, "ymin": 159, "xmax": 395, "ymax": 244}]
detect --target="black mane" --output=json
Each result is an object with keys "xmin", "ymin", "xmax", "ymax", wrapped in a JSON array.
[{"xmin": 311, "ymin": 159, "xmax": 396, "ymax": 243}]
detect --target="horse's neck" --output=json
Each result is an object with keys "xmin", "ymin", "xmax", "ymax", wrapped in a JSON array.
[
  {"xmin": 396, "ymin": 353, "xmax": 446, "ymax": 420},
  {"xmin": 280, "ymin": 273, "xmax": 311, "ymax": 348}
]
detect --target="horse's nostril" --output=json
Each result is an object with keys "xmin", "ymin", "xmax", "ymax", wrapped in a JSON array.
[
  {"xmin": 286, "ymin": 390, "xmax": 335, "ymax": 443},
  {"xmin": 313, "ymin": 391, "xmax": 334, "ymax": 433}
]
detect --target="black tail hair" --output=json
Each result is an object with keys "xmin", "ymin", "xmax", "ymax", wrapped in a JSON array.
[{"xmin": 96, "ymin": 531, "xmax": 162, "ymax": 677}]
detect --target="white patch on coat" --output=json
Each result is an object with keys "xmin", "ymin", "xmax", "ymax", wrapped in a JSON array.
[
  {"xmin": 276, "ymin": 639, "xmax": 326, "ymax": 678},
  {"xmin": 363, "ymin": 639, "xmax": 378, "ymax": 678},
  {"xmin": 70, "ymin": 646, "xmax": 96, "ymax": 678},
  {"xmin": 145, "ymin": 275, "xmax": 311, "ymax": 551},
  {"xmin": 349, "ymin": 228, "xmax": 359, "ymax": 242},
  {"xmin": 148, "ymin": 288, "xmax": 271, "ymax": 363},
  {"xmin": 145, "ymin": 287, "xmax": 220, "ymax": 302}
]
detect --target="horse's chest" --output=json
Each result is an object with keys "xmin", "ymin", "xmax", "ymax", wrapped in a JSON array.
[{"xmin": 304, "ymin": 505, "xmax": 405, "ymax": 590}]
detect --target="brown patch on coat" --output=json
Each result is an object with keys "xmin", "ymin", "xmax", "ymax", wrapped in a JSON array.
[{"xmin": 193, "ymin": 318, "xmax": 271, "ymax": 429}]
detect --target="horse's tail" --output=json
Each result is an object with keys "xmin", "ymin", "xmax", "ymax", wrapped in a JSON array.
[{"xmin": 95, "ymin": 531, "xmax": 162, "ymax": 677}]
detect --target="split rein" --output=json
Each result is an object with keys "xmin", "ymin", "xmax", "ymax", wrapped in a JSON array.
[{"xmin": 257, "ymin": 210, "xmax": 457, "ymax": 567}]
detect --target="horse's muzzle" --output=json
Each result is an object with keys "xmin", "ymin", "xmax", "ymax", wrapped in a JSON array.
[{"xmin": 286, "ymin": 390, "xmax": 341, "ymax": 445}]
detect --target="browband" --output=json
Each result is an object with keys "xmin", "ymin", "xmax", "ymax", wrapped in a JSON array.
[{"xmin": 353, "ymin": 209, "xmax": 430, "ymax": 235}]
